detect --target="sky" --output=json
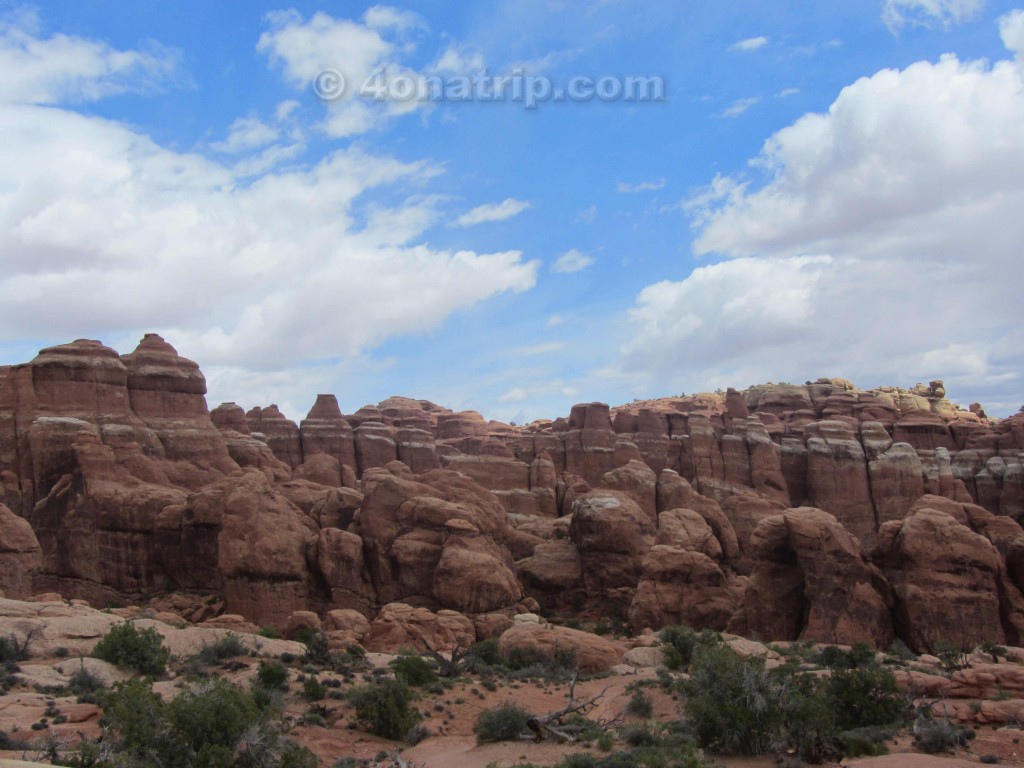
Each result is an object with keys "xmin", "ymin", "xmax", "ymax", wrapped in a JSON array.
[{"xmin": 0, "ymin": 0, "xmax": 1022, "ymax": 424}]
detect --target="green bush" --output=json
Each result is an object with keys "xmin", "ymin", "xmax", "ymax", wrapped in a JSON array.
[
  {"xmin": 474, "ymin": 702, "xmax": 531, "ymax": 744},
  {"xmin": 195, "ymin": 633, "xmax": 247, "ymax": 665},
  {"xmin": 840, "ymin": 727, "xmax": 891, "ymax": 757},
  {"xmin": 682, "ymin": 642, "xmax": 832, "ymax": 759},
  {"xmin": 625, "ymin": 690, "xmax": 653, "ymax": 718},
  {"xmin": 825, "ymin": 666, "xmax": 908, "ymax": 730},
  {"xmin": 391, "ymin": 653, "xmax": 437, "ymax": 687},
  {"xmin": 659, "ymin": 625, "xmax": 696, "ymax": 671},
  {"xmin": 348, "ymin": 678, "xmax": 420, "ymax": 740},
  {"xmin": 68, "ymin": 662, "xmax": 106, "ymax": 699},
  {"xmin": 93, "ymin": 622, "xmax": 169, "ymax": 676},
  {"xmin": 169, "ymin": 679, "xmax": 261, "ymax": 758},
  {"xmin": 98, "ymin": 676, "xmax": 306, "ymax": 768},
  {"xmin": 256, "ymin": 660, "xmax": 290, "ymax": 690},
  {"xmin": 463, "ymin": 638, "xmax": 501, "ymax": 668},
  {"xmin": 302, "ymin": 676, "xmax": 326, "ymax": 701},
  {"xmin": 815, "ymin": 643, "xmax": 876, "ymax": 670}
]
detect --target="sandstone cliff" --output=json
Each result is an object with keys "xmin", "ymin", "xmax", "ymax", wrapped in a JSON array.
[{"xmin": 2, "ymin": 338, "xmax": 1023, "ymax": 652}]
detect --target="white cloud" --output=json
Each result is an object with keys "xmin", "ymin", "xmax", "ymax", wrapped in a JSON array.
[
  {"xmin": 432, "ymin": 45, "xmax": 485, "ymax": 75},
  {"xmin": 0, "ymin": 18, "xmax": 540, "ymax": 396},
  {"xmin": 882, "ymin": 0, "xmax": 984, "ymax": 31},
  {"xmin": 718, "ymin": 97, "xmax": 760, "ymax": 118},
  {"xmin": 623, "ymin": 28, "xmax": 1024, "ymax": 415},
  {"xmin": 511, "ymin": 342, "xmax": 566, "ymax": 356},
  {"xmin": 546, "ymin": 314, "xmax": 565, "ymax": 327},
  {"xmin": 362, "ymin": 6, "xmax": 425, "ymax": 33},
  {"xmin": 1001, "ymin": 9, "xmax": 1024, "ymax": 58},
  {"xmin": 211, "ymin": 116, "xmax": 281, "ymax": 154},
  {"xmin": 455, "ymin": 197, "xmax": 531, "ymax": 227},
  {"xmin": 617, "ymin": 178, "xmax": 665, "ymax": 193},
  {"xmin": 777, "ymin": 87, "xmax": 800, "ymax": 98},
  {"xmin": 551, "ymin": 248, "xmax": 595, "ymax": 274},
  {"xmin": 0, "ymin": 8, "xmax": 180, "ymax": 104},
  {"xmin": 576, "ymin": 205, "xmax": 598, "ymax": 224},
  {"xmin": 499, "ymin": 386, "xmax": 529, "ymax": 403},
  {"xmin": 730, "ymin": 36, "xmax": 769, "ymax": 52},
  {"xmin": 257, "ymin": 9, "xmax": 427, "ymax": 137}
]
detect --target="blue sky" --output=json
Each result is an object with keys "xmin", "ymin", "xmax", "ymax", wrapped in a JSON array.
[{"xmin": 1, "ymin": 0, "xmax": 1022, "ymax": 423}]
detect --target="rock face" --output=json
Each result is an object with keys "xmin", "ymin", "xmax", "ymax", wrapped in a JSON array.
[
  {"xmin": 2, "ymin": 334, "xmax": 1024, "ymax": 652},
  {"xmin": 497, "ymin": 622, "xmax": 626, "ymax": 674},
  {"xmin": 871, "ymin": 497, "xmax": 1024, "ymax": 652},
  {"xmin": 0, "ymin": 502, "xmax": 41, "ymax": 598},
  {"xmin": 569, "ymin": 490, "xmax": 655, "ymax": 611},
  {"xmin": 734, "ymin": 507, "xmax": 893, "ymax": 647}
]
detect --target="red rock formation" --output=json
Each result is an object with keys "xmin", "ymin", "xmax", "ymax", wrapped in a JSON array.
[
  {"xmin": 299, "ymin": 394, "xmax": 357, "ymax": 474},
  {"xmin": 871, "ymin": 501, "xmax": 1009, "ymax": 652},
  {"xmin": 246, "ymin": 405, "xmax": 302, "ymax": 469},
  {"xmin": 0, "ymin": 502, "xmax": 41, "ymax": 598},
  {"xmin": 568, "ymin": 490, "xmax": 655, "ymax": 610},
  {"xmin": 628, "ymin": 545, "xmax": 743, "ymax": 632},
  {"xmin": 735, "ymin": 507, "xmax": 893, "ymax": 647},
  {"xmin": 4, "ymin": 333, "xmax": 1024, "ymax": 653},
  {"xmin": 498, "ymin": 622, "xmax": 626, "ymax": 674}
]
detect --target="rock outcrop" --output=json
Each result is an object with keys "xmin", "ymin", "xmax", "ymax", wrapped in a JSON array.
[{"xmin": 2, "ymin": 336, "xmax": 1023, "ymax": 652}]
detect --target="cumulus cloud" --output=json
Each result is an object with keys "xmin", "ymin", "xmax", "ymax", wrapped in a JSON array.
[
  {"xmin": 551, "ymin": 248, "xmax": 595, "ymax": 274},
  {"xmin": 257, "ymin": 9, "xmax": 426, "ymax": 137},
  {"xmin": 455, "ymin": 197, "xmax": 531, "ymax": 227},
  {"xmin": 0, "ymin": 15, "xmax": 539, "ymax": 404},
  {"xmin": 0, "ymin": 7, "xmax": 180, "ymax": 104},
  {"xmin": 624, "ymin": 26, "xmax": 1024, "ymax": 414},
  {"xmin": 882, "ymin": 0, "xmax": 984, "ymax": 31},
  {"xmin": 730, "ymin": 36, "xmax": 769, "ymax": 52},
  {"xmin": 1001, "ymin": 9, "xmax": 1024, "ymax": 57}
]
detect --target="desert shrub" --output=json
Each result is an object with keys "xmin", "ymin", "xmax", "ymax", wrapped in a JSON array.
[
  {"xmin": 914, "ymin": 709, "xmax": 975, "ymax": 754},
  {"xmin": 934, "ymin": 638, "xmax": 970, "ymax": 671},
  {"xmin": 620, "ymin": 724, "xmax": 658, "ymax": 747},
  {"xmin": 474, "ymin": 702, "xmax": 531, "ymax": 744},
  {"xmin": 169, "ymin": 679, "xmax": 261, "ymax": 758},
  {"xmin": 303, "ymin": 631, "xmax": 332, "ymax": 667},
  {"xmin": 68, "ymin": 663, "xmax": 106, "ymax": 699},
  {"xmin": 886, "ymin": 638, "xmax": 915, "ymax": 662},
  {"xmin": 256, "ymin": 659, "xmax": 290, "ymax": 690},
  {"xmin": 825, "ymin": 666, "xmax": 908, "ymax": 730},
  {"xmin": 840, "ymin": 727, "xmax": 891, "ymax": 757},
  {"xmin": 99, "ymin": 676, "xmax": 305, "ymax": 768},
  {"xmin": 100, "ymin": 678, "xmax": 173, "ymax": 759},
  {"xmin": 625, "ymin": 690, "xmax": 653, "ymax": 718},
  {"xmin": 405, "ymin": 722, "xmax": 431, "ymax": 746},
  {"xmin": 465, "ymin": 638, "xmax": 502, "ymax": 668},
  {"xmin": 302, "ymin": 676, "xmax": 326, "ymax": 701},
  {"xmin": 502, "ymin": 643, "xmax": 577, "ymax": 680},
  {"xmin": 391, "ymin": 653, "xmax": 437, "ymax": 687},
  {"xmin": 348, "ymin": 678, "xmax": 420, "ymax": 741},
  {"xmin": 815, "ymin": 643, "xmax": 876, "ymax": 670},
  {"xmin": 0, "ymin": 730, "xmax": 31, "ymax": 750},
  {"xmin": 196, "ymin": 633, "xmax": 247, "ymax": 665},
  {"xmin": 93, "ymin": 622, "xmax": 169, "ymax": 676},
  {"xmin": 981, "ymin": 640, "xmax": 1008, "ymax": 663},
  {"xmin": 0, "ymin": 631, "xmax": 33, "ymax": 663},
  {"xmin": 682, "ymin": 642, "xmax": 832, "ymax": 760},
  {"xmin": 659, "ymin": 625, "xmax": 696, "ymax": 671}
]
